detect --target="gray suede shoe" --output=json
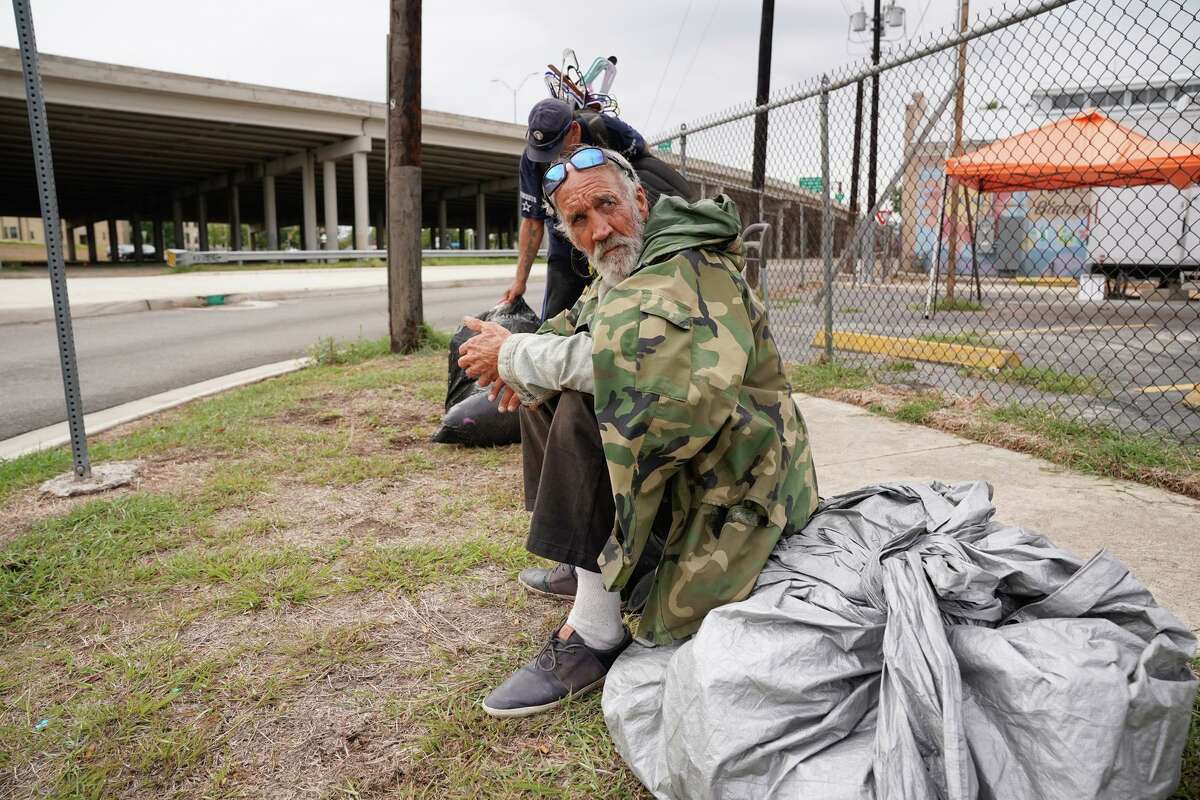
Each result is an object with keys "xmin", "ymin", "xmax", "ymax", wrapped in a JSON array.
[
  {"xmin": 518, "ymin": 563, "xmax": 577, "ymax": 600},
  {"xmin": 481, "ymin": 626, "xmax": 632, "ymax": 718}
]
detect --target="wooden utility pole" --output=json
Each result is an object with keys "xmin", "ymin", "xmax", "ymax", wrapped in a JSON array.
[
  {"xmin": 944, "ymin": 0, "xmax": 970, "ymax": 300},
  {"xmin": 387, "ymin": 0, "xmax": 423, "ymax": 352}
]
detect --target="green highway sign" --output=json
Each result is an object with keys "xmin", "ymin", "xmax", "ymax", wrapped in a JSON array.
[
  {"xmin": 656, "ymin": 141, "xmax": 673, "ymax": 153},
  {"xmin": 798, "ymin": 176, "xmax": 823, "ymax": 192}
]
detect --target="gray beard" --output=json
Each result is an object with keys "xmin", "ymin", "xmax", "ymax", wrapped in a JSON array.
[{"xmin": 590, "ymin": 217, "xmax": 645, "ymax": 288}]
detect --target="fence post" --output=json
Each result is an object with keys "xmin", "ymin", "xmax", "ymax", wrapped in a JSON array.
[
  {"xmin": 679, "ymin": 123, "xmax": 688, "ymax": 180},
  {"xmin": 820, "ymin": 74, "xmax": 834, "ymax": 362},
  {"xmin": 14, "ymin": 0, "xmax": 91, "ymax": 479}
]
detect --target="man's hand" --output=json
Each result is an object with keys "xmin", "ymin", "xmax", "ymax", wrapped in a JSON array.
[
  {"xmin": 457, "ymin": 317, "xmax": 511, "ymax": 388},
  {"xmin": 485, "ymin": 378, "xmax": 523, "ymax": 413},
  {"xmin": 498, "ymin": 277, "xmax": 527, "ymax": 307}
]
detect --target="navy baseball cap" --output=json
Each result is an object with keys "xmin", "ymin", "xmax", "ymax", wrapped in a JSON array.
[{"xmin": 525, "ymin": 98, "xmax": 575, "ymax": 163}]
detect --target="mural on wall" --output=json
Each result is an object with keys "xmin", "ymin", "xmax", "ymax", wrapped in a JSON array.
[{"xmin": 911, "ymin": 165, "xmax": 1093, "ymax": 276}]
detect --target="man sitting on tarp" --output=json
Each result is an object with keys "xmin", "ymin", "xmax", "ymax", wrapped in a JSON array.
[{"xmin": 456, "ymin": 146, "xmax": 819, "ymax": 718}]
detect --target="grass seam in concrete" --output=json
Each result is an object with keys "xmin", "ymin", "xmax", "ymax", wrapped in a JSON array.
[{"xmin": 0, "ymin": 358, "xmax": 311, "ymax": 461}]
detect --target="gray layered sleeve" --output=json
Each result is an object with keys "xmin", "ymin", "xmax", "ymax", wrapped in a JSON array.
[{"xmin": 498, "ymin": 332, "xmax": 595, "ymax": 405}]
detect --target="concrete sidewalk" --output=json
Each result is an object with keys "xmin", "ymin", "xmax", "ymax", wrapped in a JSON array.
[
  {"xmin": 0, "ymin": 263, "xmax": 546, "ymax": 324},
  {"xmin": 798, "ymin": 394, "xmax": 1200, "ymax": 632}
]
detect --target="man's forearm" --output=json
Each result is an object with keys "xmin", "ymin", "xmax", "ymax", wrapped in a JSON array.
[
  {"xmin": 515, "ymin": 218, "xmax": 545, "ymax": 281},
  {"xmin": 498, "ymin": 332, "xmax": 595, "ymax": 405}
]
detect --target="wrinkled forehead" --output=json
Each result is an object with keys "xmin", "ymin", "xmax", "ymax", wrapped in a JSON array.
[{"xmin": 555, "ymin": 164, "xmax": 625, "ymax": 215}]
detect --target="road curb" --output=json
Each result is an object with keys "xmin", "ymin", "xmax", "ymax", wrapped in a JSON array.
[
  {"xmin": 0, "ymin": 358, "xmax": 311, "ymax": 461},
  {"xmin": 811, "ymin": 330, "xmax": 1022, "ymax": 370},
  {"xmin": 0, "ymin": 275, "xmax": 520, "ymax": 326}
]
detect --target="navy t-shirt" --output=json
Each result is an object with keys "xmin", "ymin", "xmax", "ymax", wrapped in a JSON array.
[{"xmin": 518, "ymin": 113, "xmax": 647, "ymax": 260}]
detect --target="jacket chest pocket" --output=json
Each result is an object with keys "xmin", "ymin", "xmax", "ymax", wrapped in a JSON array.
[{"xmin": 635, "ymin": 294, "xmax": 693, "ymax": 403}]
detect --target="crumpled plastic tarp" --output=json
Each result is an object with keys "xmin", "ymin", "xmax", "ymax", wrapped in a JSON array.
[{"xmin": 603, "ymin": 481, "xmax": 1197, "ymax": 800}]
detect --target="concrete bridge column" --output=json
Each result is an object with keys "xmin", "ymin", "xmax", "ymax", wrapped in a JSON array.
[
  {"xmin": 373, "ymin": 207, "xmax": 386, "ymax": 249},
  {"xmin": 197, "ymin": 194, "xmax": 209, "ymax": 251},
  {"xmin": 153, "ymin": 219, "xmax": 164, "ymax": 261},
  {"xmin": 86, "ymin": 222, "xmax": 98, "ymax": 263},
  {"xmin": 64, "ymin": 221, "xmax": 77, "ymax": 263},
  {"xmin": 107, "ymin": 219, "xmax": 119, "ymax": 262},
  {"xmin": 322, "ymin": 160, "xmax": 338, "ymax": 252},
  {"xmin": 776, "ymin": 207, "xmax": 785, "ymax": 261},
  {"xmin": 229, "ymin": 183, "xmax": 242, "ymax": 252},
  {"xmin": 132, "ymin": 215, "xmax": 145, "ymax": 262},
  {"xmin": 301, "ymin": 154, "xmax": 318, "ymax": 251},
  {"xmin": 263, "ymin": 175, "xmax": 278, "ymax": 250},
  {"xmin": 437, "ymin": 199, "xmax": 448, "ymax": 249},
  {"xmin": 475, "ymin": 189, "xmax": 487, "ymax": 250},
  {"xmin": 172, "ymin": 198, "xmax": 184, "ymax": 251},
  {"xmin": 352, "ymin": 151, "xmax": 369, "ymax": 250}
]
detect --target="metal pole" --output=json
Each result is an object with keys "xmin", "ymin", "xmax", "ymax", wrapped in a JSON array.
[
  {"xmin": 924, "ymin": 176, "xmax": 950, "ymax": 319},
  {"xmin": 820, "ymin": 75, "xmax": 834, "ymax": 362},
  {"xmin": 750, "ymin": 0, "xmax": 774, "ymax": 225},
  {"xmin": 849, "ymin": 79, "xmax": 864, "ymax": 220},
  {"xmin": 387, "ymin": 0, "xmax": 423, "ymax": 352},
  {"xmin": 967, "ymin": 184, "xmax": 983, "ymax": 302},
  {"xmin": 13, "ymin": 0, "xmax": 90, "ymax": 479},
  {"xmin": 679, "ymin": 124, "xmax": 688, "ymax": 180},
  {"xmin": 867, "ymin": 0, "xmax": 882, "ymax": 211}
]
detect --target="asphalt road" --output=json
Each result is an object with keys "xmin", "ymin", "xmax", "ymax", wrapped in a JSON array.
[{"xmin": 0, "ymin": 280, "xmax": 545, "ymax": 441}]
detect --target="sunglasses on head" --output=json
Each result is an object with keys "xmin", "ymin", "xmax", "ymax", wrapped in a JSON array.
[{"xmin": 541, "ymin": 146, "xmax": 634, "ymax": 201}]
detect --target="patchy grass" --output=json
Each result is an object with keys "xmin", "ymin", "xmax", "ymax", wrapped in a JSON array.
[
  {"xmin": 883, "ymin": 360, "xmax": 917, "ymax": 373},
  {"xmin": 792, "ymin": 359, "xmax": 1200, "ymax": 500},
  {"xmin": 0, "ymin": 343, "xmax": 649, "ymax": 799},
  {"xmin": 788, "ymin": 361, "xmax": 874, "ymax": 394},
  {"xmin": 963, "ymin": 365, "xmax": 1102, "ymax": 396},
  {"xmin": 909, "ymin": 297, "xmax": 987, "ymax": 312}
]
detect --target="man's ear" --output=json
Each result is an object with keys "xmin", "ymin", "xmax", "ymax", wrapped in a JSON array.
[{"xmin": 634, "ymin": 185, "xmax": 650, "ymax": 221}]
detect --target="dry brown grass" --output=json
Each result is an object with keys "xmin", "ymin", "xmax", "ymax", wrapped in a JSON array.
[{"xmin": 0, "ymin": 349, "xmax": 647, "ymax": 799}]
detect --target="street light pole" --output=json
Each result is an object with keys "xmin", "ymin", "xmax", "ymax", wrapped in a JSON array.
[{"xmin": 492, "ymin": 72, "xmax": 541, "ymax": 124}]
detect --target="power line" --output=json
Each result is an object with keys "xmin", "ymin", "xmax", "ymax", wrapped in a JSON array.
[
  {"xmin": 659, "ymin": 0, "xmax": 723, "ymax": 131},
  {"xmin": 646, "ymin": 0, "xmax": 695, "ymax": 131}
]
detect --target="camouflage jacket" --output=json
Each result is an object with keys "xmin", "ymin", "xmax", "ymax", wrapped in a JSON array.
[{"xmin": 540, "ymin": 194, "xmax": 819, "ymax": 644}]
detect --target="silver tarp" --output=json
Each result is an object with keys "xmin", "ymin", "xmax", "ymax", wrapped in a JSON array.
[{"xmin": 603, "ymin": 481, "xmax": 1197, "ymax": 800}]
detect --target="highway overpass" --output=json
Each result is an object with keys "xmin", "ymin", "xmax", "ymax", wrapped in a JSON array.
[{"xmin": 1, "ymin": 48, "xmax": 847, "ymax": 262}]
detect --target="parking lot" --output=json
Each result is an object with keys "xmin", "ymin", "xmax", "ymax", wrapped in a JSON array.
[{"xmin": 764, "ymin": 259, "xmax": 1200, "ymax": 440}]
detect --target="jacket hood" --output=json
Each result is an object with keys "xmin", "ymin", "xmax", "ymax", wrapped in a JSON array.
[{"xmin": 637, "ymin": 193, "xmax": 743, "ymax": 268}]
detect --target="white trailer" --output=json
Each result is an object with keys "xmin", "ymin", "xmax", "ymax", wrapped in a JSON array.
[{"xmin": 1088, "ymin": 184, "xmax": 1199, "ymax": 298}]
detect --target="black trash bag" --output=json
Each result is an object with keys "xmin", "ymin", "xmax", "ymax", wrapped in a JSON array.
[
  {"xmin": 434, "ymin": 297, "xmax": 540, "ymax": 446},
  {"xmin": 443, "ymin": 296, "xmax": 540, "ymax": 411},
  {"xmin": 432, "ymin": 390, "xmax": 522, "ymax": 447}
]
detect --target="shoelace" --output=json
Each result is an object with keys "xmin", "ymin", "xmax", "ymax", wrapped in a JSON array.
[{"xmin": 534, "ymin": 632, "xmax": 584, "ymax": 673}]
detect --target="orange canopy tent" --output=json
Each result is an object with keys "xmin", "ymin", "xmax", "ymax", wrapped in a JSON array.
[{"xmin": 944, "ymin": 110, "xmax": 1200, "ymax": 192}]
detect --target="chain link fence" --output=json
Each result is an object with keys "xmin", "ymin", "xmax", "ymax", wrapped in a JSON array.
[{"xmin": 652, "ymin": 0, "xmax": 1200, "ymax": 442}]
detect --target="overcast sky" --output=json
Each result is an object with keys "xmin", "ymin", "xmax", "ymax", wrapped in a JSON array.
[{"xmin": 0, "ymin": 0, "xmax": 1013, "ymax": 137}]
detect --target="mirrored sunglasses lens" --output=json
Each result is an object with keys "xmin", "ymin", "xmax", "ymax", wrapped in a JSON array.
[
  {"xmin": 571, "ymin": 148, "xmax": 606, "ymax": 169},
  {"xmin": 543, "ymin": 163, "xmax": 566, "ymax": 193}
]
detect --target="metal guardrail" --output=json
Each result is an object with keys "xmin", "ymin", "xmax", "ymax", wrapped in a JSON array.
[{"xmin": 167, "ymin": 248, "xmax": 543, "ymax": 267}]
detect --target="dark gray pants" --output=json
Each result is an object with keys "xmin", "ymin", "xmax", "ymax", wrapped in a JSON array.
[{"xmin": 519, "ymin": 390, "xmax": 615, "ymax": 570}]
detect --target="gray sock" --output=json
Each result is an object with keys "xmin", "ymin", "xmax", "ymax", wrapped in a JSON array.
[{"xmin": 565, "ymin": 567, "xmax": 625, "ymax": 650}]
